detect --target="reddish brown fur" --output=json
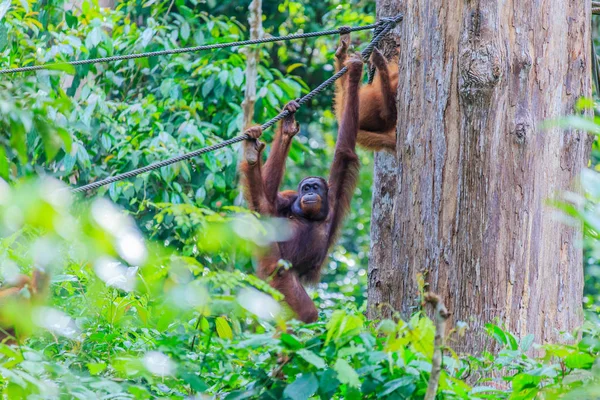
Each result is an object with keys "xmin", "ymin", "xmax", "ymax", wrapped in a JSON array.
[
  {"xmin": 334, "ymin": 33, "xmax": 398, "ymax": 152},
  {"xmin": 240, "ymin": 56, "xmax": 363, "ymax": 323},
  {"xmin": 0, "ymin": 270, "xmax": 49, "ymax": 344}
]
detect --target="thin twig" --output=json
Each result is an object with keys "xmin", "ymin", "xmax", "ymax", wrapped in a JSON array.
[
  {"xmin": 200, "ymin": 324, "xmax": 214, "ymax": 373},
  {"xmin": 424, "ymin": 293, "xmax": 451, "ymax": 400},
  {"xmin": 190, "ymin": 314, "xmax": 203, "ymax": 351}
]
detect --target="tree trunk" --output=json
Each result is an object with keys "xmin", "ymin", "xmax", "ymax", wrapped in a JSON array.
[
  {"xmin": 242, "ymin": 0, "xmax": 263, "ymax": 130},
  {"xmin": 368, "ymin": 0, "xmax": 591, "ymax": 354},
  {"xmin": 234, "ymin": 0, "xmax": 263, "ymax": 206}
]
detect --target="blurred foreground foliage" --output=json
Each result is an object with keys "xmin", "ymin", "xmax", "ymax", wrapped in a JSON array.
[{"xmin": 1, "ymin": 178, "xmax": 600, "ymax": 399}]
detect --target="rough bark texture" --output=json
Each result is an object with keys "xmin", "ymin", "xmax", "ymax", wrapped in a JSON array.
[
  {"xmin": 234, "ymin": 0, "xmax": 263, "ymax": 206},
  {"xmin": 242, "ymin": 0, "xmax": 263, "ymax": 130},
  {"xmin": 368, "ymin": 0, "xmax": 591, "ymax": 354}
]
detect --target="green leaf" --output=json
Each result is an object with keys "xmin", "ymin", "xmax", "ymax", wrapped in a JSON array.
[
  {"xmin": 214, "ymin": 174, "xmax": 226, "ymax": 191},
  {"xmin": 520, "ymin": 334, "xmax": 534, "ymax": 352},
  {"xmin": 378, "ymin": 376, "xmax": 414, "ymax": 397},
  {"xmin": 46, "ymin": 63, "xmax": 76, "ymax": 75},
  {"xmin": 0, "ymin": 146, "xmax": 8, "ymax": 179},
  {"xmin": 232, "ymin": 67, "xmax": 244, "ymax": 87},
  {"xmin": 318, "ymin": 369, "xmax": 340, "ymax": 398},
  {"xmin": 511, "ymin": 373, "xmax": 541, "ymax": 392},
  {"xmin": 9, "ymin": 119, "xmax": 27, "ymax": 163},
  {"xmin": 195, "ymin": 187, "xmax": 206, "ymax": 204},
  {"xmin": 297, "ymin": 349, "xmax": 326, "ymax": 369},
  {"xmin": 575, "ymin": 97, "xmax": 594, "ymax": 111},
  {"xmin": 377, "ymin": 319, "xmax": 396, "ymax": 335},
  {"xmin": 283, "ymin": 373, "xmax": 318, "ymax": 400},
  {"xmin": 286, "ymin": 63, "xmax": 304, "ymax": 73},
  {"xmin": 218, "ymin": 70, "xmax": 229, "ymax": 86},
  {"xmin": 280, "ymin": 333, "xmax": 302, "ymax": 350},
  {"xmin": 181, "ymin": 372, "xmax": 208, "ymax": 392},
  {"xmin": 180, "ymin": 22, "xmax": 190, "ymax": 41},
  {"xmin": 541, "ymin": 115, "xmax": 600, "ymax": 135},
  {"xmin": 0, "ymin": 24, "xmax": 7, "ymax": 51},
  {"xmin": 215, "ymin": 317, "xmax": 233, "ymax": 340},
  {"xmin": 0, "ymin": 0, "xmax": 10, "ymax": 21},
  {"xmin": 56, "ymin": 127, "xmax": 72, "ymax": 153},
  {"xmin": 65, "ymin": 12, "xmax": 77, "ymax": 28},
  {"xmin": 87, "ymin": 362, "xmax": 107, "ymax": 375},
  {"xmin": 333, "ymin": 358, "xmax": 360, "ymax": 389},
  {"xmin": 202, "ymin": 76, "xmax": 215, "ymax": 97},
  {"xmin": 565, "ymin": 352, "xmax": 595, "ymax": 369},
  {"xmin": 485, "ymin": 324, "xmax": 508, "ymax": 346}
]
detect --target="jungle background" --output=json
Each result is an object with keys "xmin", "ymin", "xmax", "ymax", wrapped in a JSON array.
[{"xmin": 2, "ymin": 0, "xmax": 600, "ymax": 398}]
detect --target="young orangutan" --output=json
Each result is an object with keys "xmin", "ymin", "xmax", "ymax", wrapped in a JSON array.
[
  {"xmin": 335, "ymin": 31, "xmax": 399, "ymax": 151},
  {"xmin": 239, "ymin": 54, "xmax": 364, "ymax": 323}
]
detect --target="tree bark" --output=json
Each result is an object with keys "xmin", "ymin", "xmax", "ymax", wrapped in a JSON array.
[
  {"xmin": 242, "ymin": 0, "xmax": 263, "ymax": 130},
  {"xmin": 234, "ymin": 0, "xmax": 263, "ymax": 206},
  {"xmin": 368, "ymin": 0, "xmax": 591, "ymax": 354}
]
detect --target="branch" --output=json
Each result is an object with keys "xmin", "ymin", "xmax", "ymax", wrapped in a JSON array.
[{"xmin": 424, "ymin": 292, "xmax": 450, "ymax": 400}]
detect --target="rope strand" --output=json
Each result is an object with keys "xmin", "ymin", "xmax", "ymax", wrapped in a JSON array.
[
  {"xmin": 1, "ymin": 24, "xmax": 379, "ymax": 75},
  {"xmin": 70, "ymin": 15, "xmax": 403, "ymax": 193}
]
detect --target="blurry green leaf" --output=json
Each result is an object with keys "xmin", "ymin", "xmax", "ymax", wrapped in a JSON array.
[
  {"xmin": 286, "ymin": 63, "xmax": 304, "ymax": 73},
  {"xmin": 181, "ymin": 372, "xmax": 208, "ymax": 392},
  {"xmin": 565, "ymin": 352, "xmax": 595, "ymax": 369},
  {"xmin": 0, "ymin": 0, "xmax": 10, "ymax": 20},
  {"xmin": 511, "ymin": 373, "xmax": 541, "ymax": 392},
  {"xmin": 377, "ymin": 319, "xmax": 396, "ymax": 335},
  {"xmin": 280, "ymin": 333, "xmax": 302, "ymax": 350},
  {"xmin": 214, "ymin": 174, "xmax": 226, "ymax": 191},
  {"xmin": 486, "ymin": 324, "xmax": 508, "ymax": 346},
  {"xmin": 65, "ymin": 11, "xmax": 77, "ymax": 28},
  {"xmin": 202, "ymin": 76, "xmax": 215, "ymax": 97},
  {"xmin": 18, "ymin": 0, "xmax": 28, "ymax": 13},
  {"xmin": 195, "ymin": 187, "xmax": 206, "ymax": 203},
  {"xmin": 9, "ymin": 119, "xmax": 27, "ymax": 163},
  {"xmin": 0, "ymin": 146, "xmax": 8, "ymax": 179},
  {"xmin": 318, "ymin": 369, "xmax": 340, "ymax": 398},
  {"xmin": 180, "ymin": 22, "xmax": 190, "ymax": 41},
  {"xmin": 283, "ymin": 373, "xmax": 318, "ymax": 400},
  {"xmin": 282, "ymin": 78, "xmax": 303, "ymax": 98},
  {"xmin": 46, "ymin": 63, "xmax": 76, "ymax": 75},
  {"xmin": 218, "ymin": 70, "xmax": 228, "ymax": 86},
  {"xmin": 0, "ymin": 24, "xmax": 7, "ymax": 51},
  {"xmin": 87, "ymin": 362, "xmax": 107, "ymax": 375},
  {"xmin": 575, "ymin": 97, "xmax": 594, "ymax": 111},
  {"xmin": 297, "ymin": 349, "xmax": 326, "ymax": 369},
  {"xmin": 379, "ymin": 376, "xmax": 414, "ymax": 397},
  {"xmin": 232, "ymin": 67, "xmax": 244, "ymax": 87},
  {"xmin": 215, "ymin": 316, "xmax": 233, "ymax": 340},
  {"xmin": 542, "ymin": 115, "xmax": 600, "ymax": 135},
  {"xmin": 333, "ymin": 358, "xmax": 360, "ymax": 388},
  {"xmin": 56, "ymin": 127, "xmax": 73, "ymax": 152},
  {"xmin": 521, "ymin": 334, "xmax": 534, "ymax": 352}
]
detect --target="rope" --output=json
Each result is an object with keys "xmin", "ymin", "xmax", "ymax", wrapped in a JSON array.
[
  {"xmin": 1, "ymin": 24, "xmax": 380, "ymax": 75},
  {"xmin": 367, "ymin": 22, "xmax": 387, "ymax": 84},
  {"xmin": 71, "ymin": 15, "xmax": 403, "ymax": 193}
]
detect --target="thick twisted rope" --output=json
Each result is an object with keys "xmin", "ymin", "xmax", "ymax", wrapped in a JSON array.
[
  {"xmin": 1, "ymin": 24, "xmax": 378, "ymax": 75},
  {"xmin": 367, "ymin": 21, "xmax": 388, "ymax": 84},
  {"xmin": 71, "ymin": 15, "xmax": 403, "ymax": 193}
]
